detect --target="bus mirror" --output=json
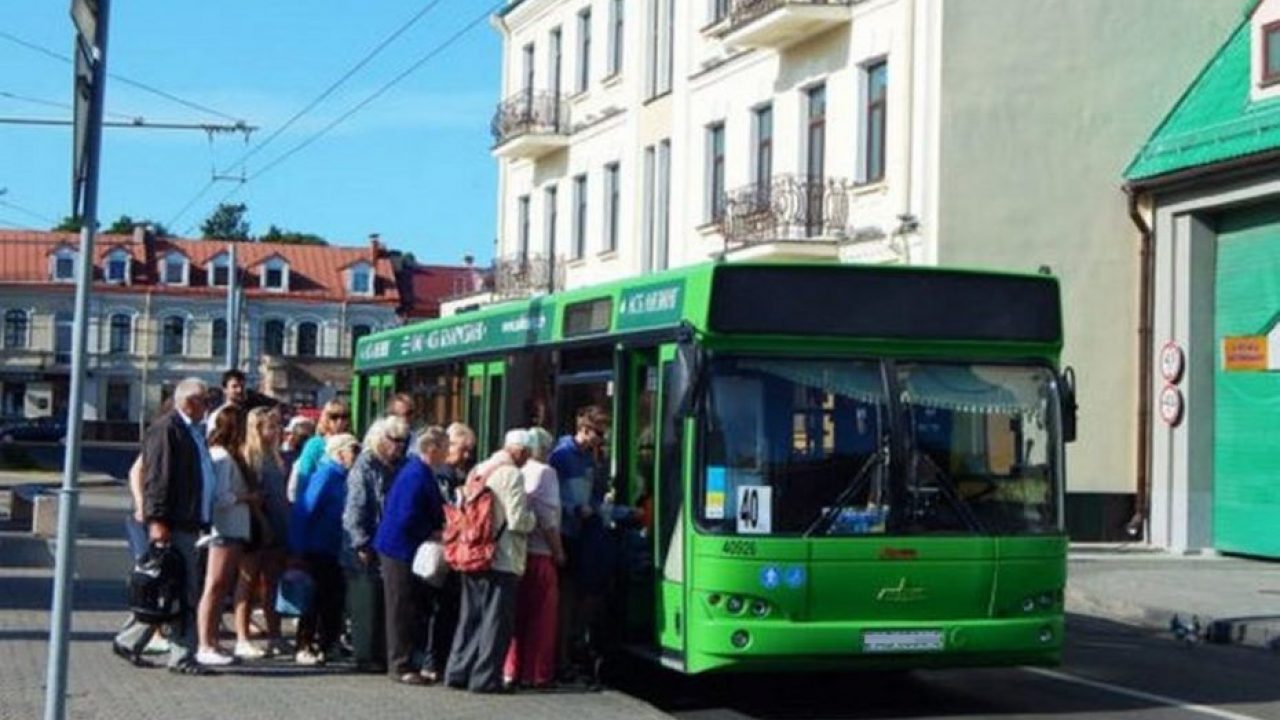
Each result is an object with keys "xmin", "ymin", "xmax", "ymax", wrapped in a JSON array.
[{"xmin": 1059, "ymin": 366, "xmax": 1078, "ymax": 444}]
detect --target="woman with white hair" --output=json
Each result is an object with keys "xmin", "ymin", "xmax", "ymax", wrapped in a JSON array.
[
  {"xmin": 289, "ymin": 432, "xmax": 360, "ymax": 665},
  {"xmin": 503, "ymin": 426, "xmax": 565, "ymax": 689},
  {"xmin": 341, "ymin": 415, "xmax": 410, "ymax": 672}
]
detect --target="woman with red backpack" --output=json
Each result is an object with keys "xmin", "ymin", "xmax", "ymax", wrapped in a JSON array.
[{"xmin": 443, "ymin": 429, "xmax": 536, "ymax": 694}]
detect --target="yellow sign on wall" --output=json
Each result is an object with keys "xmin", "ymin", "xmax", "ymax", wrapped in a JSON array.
[{"xmin": 1223, "ymin": 335, "xmax": 1268, "ymax": 371}]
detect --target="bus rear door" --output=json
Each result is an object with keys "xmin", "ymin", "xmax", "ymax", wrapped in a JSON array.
[{"xmin": 465, "ymin": 360, "xmax": 506, "ymax": 458}]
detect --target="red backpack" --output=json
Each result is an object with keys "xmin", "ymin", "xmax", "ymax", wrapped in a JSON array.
[{"xmin": 443, "ymin": 468, "xmax": 504, "ymax": 573}]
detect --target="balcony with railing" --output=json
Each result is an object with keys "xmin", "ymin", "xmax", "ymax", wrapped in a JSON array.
[
  {"xmin": 491, "ymin": 90, "xmax": 571, "ymax": 160},
  {"xmin": 493, "ymin": 253, "xmax": 565, "ymax": 300},
  {"xmin": 715, "ymin": 0, "xmax": 855, "ymax": 51},
  {"xmin": 718, "ymin": 174, "xmax": 851, "ymax": 257}
]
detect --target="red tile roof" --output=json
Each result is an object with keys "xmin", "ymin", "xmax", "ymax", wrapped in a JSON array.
[
  {"xmin": 0, "ymin": 230, "xmax": 400, "ymax": 306},
  {"xmin": 402, "ymin": 264, "xmax": 487, "ymax": 318}
]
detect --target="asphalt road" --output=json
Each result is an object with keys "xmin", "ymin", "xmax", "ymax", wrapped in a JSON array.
[{"xmin": 612, "ymin": 614, "xmax": 1280, "ymax": 720}]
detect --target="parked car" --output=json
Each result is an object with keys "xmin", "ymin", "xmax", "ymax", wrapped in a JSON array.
[{"xmin": 0, "ymin": 416, "xmax": 68, "ymax": 443}]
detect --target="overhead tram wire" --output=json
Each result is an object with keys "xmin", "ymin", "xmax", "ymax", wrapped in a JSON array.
[
  {"xmin": 0, "ymin": 197, "xmax": 59, "ymax": 226},
  {"xmin": 218, "ymin": 0, "xmax": 449, "ymax": 178},
  {"xmin": 0, "ymin": 29, "xmax": 243, "ymax": 123},
  {"xmin": 0, "ymin": 89, "xmax": 140, "ymax": 122},
  {"xmin": 170, "ymin": 0, "xmax": 452, "ymax": 230},
  {"xmin": 237, "ymin": 2, "xmax": 502, "ymax": 188}
]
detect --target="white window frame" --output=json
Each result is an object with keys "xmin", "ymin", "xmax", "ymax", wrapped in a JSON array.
[
  {"xmin": 294, "ymin": 320, "xmax": 321, "ymax": 358},
  {"xmin": 160, "ymin": 315, "xmax": 189, "ymax": 356},
  {"xmin": 572, "ymin": 173, "xmax": 588, "ymax": 260},
  {"xmin": 604, "ymin": 162, "xmax": 621, "ymax": 254},
  {"xmin": 51, "ymin": 248, "xmax": 77, "ymax": 283},
  {"xmin": 208, "ymin": 252, "xmax": 231, "ymax": 287},
  {"xmin": 607, "ymin": 0, "xmax": 624, "ymax": 77},
  {"xmin": 3, "ymin": 308, "xmax": 31, "ymax": 350},
  {"xmin": 161, "ymin": 252, "xmax": 189, "ymax": 286},
  {"xmin": 107, "ymin": 312, "xmax": 134, "ymax": 355},
  {"xmin": 348, "ymin": 261, "xmax": 374, "ymax": 296},
  {"xmin": 260, "ymin": 256, "xmax": 290, "ymax": 292},
  {"xmin": 577, "ymin": 6, "xmax": 592, "ymax": 94},
  {"xmin": 262, "ymin": 317, "xmax": 287, "ymax": 356},
  {"xmin": 104, "ymin": 249, "xmax": 131, "ymax": 284}
]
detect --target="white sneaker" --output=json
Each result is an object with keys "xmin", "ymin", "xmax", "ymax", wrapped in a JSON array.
[
  {"xmin": 294, "ymin": 648, "xmax": 323, "ymax": 666},
  {"xmin": 195, "ymin": 648, "xmax": 237, "ymax": 667},
  {"xmin": 234, "ymin": 641, "xmax": 265, "ymax": 660}
]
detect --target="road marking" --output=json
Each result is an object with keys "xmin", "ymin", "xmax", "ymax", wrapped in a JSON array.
[{"xmin": 1024, "ymin": 667, "xmax": 1265, "ymax": 720}]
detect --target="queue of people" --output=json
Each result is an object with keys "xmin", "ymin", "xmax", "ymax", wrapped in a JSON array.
[{"xmin": 115, "ymin": 375, "xmax": 629, "ymax": 694}]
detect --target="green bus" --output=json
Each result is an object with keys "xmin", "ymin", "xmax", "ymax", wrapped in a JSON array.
[{"xmin": 352, "ymin": 262, "xmax": 1075, "ymax": 674}]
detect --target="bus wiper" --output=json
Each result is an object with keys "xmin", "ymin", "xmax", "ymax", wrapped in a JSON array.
[
  {"xmin": 803, "ymin": 445, "xmax": 886, "ymax": 537},
  {"xmin": 914, "ymin": 451, "xmax": 989, "ymax": 534}
]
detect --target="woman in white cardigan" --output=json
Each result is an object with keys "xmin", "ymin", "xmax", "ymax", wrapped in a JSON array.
[{"xmin": 195, "ymin": 407, "xmax": 258, "ymax": 667}]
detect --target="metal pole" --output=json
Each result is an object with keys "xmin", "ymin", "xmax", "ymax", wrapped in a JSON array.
[
  {"xmin": 45, "ymin": 1, "xmax": 108, "ymax": 718},
  {"xmin": 225, "ymin": 241, "xmax": 239, "ymax": 370}
]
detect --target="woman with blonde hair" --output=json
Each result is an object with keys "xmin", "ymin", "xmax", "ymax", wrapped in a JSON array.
[
  {"xmin": 288, "ymin": 400, "xmax": 350, "ymax": 503},
  {"xmin": 195, "ymin": 408, "xmax": 257, "ymax": 667},
  {"xmin": 233, "ymin": 406, "xmax": 290, "ymax": 659}
]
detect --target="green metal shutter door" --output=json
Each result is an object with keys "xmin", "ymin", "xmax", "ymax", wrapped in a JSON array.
[{"xmin": 1214, "ymin": 203, "xmax": 1280, "ymax": 558}]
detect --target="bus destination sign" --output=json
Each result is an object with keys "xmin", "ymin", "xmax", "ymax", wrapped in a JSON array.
[
  {"xmin": 616, "ymin": 279, "xmax": 685, "ymax": 331},
  {"xmin": 357, "ymin": 304, "xmax": 555, "ymax": 369}
]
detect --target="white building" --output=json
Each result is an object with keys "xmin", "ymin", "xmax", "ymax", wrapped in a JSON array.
[
  {"xmin": 485, "ymin": 0, "xmax": 1241, "ymax": 540},
  {"xmin": 0, "ymin": 227, "xmax": 401, "ymax": 438}
]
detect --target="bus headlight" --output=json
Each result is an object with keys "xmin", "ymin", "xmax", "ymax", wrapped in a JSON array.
[
  {"xmin": 1021, "ymin": 598, "xmax": 1037, "ymax": 613},
  {"xmin": 731, "ymin": 630, "xmax": 751, "ymax": 649},
  {"xmin": 1038, "ymin": 625, "xmax": 1054, "ymax": 644},
  {"xmin": 725, "ymin": 596, "xmax": 745, "ymax": 614},
  {"xmin": 750, "ymin": 599, "xmax": 770, "ymax": 617},
  {"xmin": 1037, "ymin": 593, "xmax": 1054, "ymax": 609}
]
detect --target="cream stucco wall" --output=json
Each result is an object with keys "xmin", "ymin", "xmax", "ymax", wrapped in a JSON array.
[{"xmin": 934, "ymin": 0, "xmax": 1241, "ymax": 496}]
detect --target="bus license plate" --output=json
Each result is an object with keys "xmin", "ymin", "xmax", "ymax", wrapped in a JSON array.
[{"xmin": 862, "ymin": 630, "xmax": 945, "ymax": 653}]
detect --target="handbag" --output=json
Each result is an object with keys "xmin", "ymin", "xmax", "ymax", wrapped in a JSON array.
[
  {"xmin": 411, "ymin": 540, "xmax": 449, "ymax": 588},
  {"xmin": 128, "ymin": 542, "xmax": 186, "ymax": 624}
]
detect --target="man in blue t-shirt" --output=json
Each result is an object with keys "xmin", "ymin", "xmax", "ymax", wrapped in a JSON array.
[{"xmin": 548, "ymin": 405, "xmax": 609, "ymax": 681}]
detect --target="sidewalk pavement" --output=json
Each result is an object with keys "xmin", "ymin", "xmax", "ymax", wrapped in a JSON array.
[
  {"xmin": 1067, "ymin": 543, "xmax": 1280, "ymax": 651},
  {"xmin": 0, "ymin": 482, "xmax": 674, "ymax": 720}
]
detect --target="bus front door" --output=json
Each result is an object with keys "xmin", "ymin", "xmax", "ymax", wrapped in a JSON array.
[
  {"xmin": 465, "ymin": 361, "xmax": 506, "ymax": 458},
  {"xmin": 654, "ymin": 346, "xmax": 688, "ymax": 667}
]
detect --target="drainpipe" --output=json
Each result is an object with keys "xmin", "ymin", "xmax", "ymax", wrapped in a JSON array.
[
  {"xmin": 1125, "ymin": 186, "xmax": 1154, "ymax": 539},
  {"xmin": 137, "ymin": 288, "xmax": 152, "ymax": 439}
]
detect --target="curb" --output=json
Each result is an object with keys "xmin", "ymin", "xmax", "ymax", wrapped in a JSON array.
[{"xmin": 1066, "ymin": 586, "xmax": 1280, "ymax": 651}]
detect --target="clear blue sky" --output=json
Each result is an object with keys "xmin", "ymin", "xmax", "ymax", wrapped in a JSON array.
[{"xmin": 0, "ymin": 0, "xmax": 502, "ymax": 264}]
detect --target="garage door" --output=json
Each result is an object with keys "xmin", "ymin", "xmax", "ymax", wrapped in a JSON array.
[{"xmin": 1214, "ymin": 203, "xmax": 1280, "ymax": 558}]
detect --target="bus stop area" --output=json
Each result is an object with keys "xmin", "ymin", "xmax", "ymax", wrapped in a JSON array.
[{"xmin": 3, "ymin": 474, "xmax": 1280, "ymax": 719}]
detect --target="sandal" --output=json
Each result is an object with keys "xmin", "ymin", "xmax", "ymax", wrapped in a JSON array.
[{"xmin": 168, "ymin": 659, "xmax": 214, "ymax": 676}]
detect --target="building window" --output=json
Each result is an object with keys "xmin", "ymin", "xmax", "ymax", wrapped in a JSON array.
[
  {"xmin": 646, "ymin": 0, "xmax": 674, "ymax": 98},
  {"xmin": 105, "ymin": 250, "xmax": 129, "ymax": 283},
  {"xmin": 577, "ymin": 7, "xmax": 592, "ymax": 93},
  {"xmin": 518, "ymin": 195, "xmax": 531, "ymax": 259},
  {"xmin": 706, "ymin": 123, "xmax": 726, "ymax": 222},
  {"xmin": 863, "ymin": 60, "xmax": 888, "ymax": 183},
  {"xmin": 544, "ymin": 184, "xmax": 559, "ymax": 259},
  {"xmin": 162, "ymin": 253, "xmax": 187, "ymax": 285},
  {"xmin": 161, "ymin": 316, "xmax": 185, "ymax": 356},
  {"xmin": 351, "ymin": 324, "xmax": 372, "ymax": 358},
  {"xmin": 1265, "ymin": 20, "xmax": 1280, "ymax": 86},
  {"xmin": 263, "ymin": 319, "xmax": 285, "ymax": 356},
  {"xmin": 608, "ymin": 0, "xmax": 624, "ymax": 77},
  {"xmin": 2, "ymin": 383, "xmax": 24, "ymax": 416},
  {"xmin": 53, "ymin": 249, "xmax": 75, "ymax": 282},
  {"xmin": 656, "ymin": 140, "xmax": 671, "ymax": 271},
  {"xmin": 296, "ymin": 322, "xmax": 319, "ymax": 357},
  {"xmin": 522, "ymin": 42, "xmax": 535, "ymax": 97},
  {"xmin": 604, "ymin": 162, "xmax": 621, "ymax": 253},
  {"xmin": 108, "ymin": 314, "xmax": 131, "ymax": 355},
  {"xmin": 806, "ymin": 83, "xmax": 827, "ymax": 236},
  {"xmin": 550, "ymin": 28, "xmax": 563, "ymax": 99},
  {"xmin": 753, "ymin": 104, "xmax": 773, "ymax": 188},
  {"xmin": 572, "ymin": 174, "xmax": 588, "ymax": 260},
  {"xmin": 209, "ymin": 254, "xmax": 230, "ymax": 287},
  {"xmin": 712, "ymin": 0, "xmax": 730, "ymax": 23},
  {"xmin": 212, "ymin": 318, "xmax": 227, "ymax": 359},
  {"xmin": 105, "ymin": 381, "xmax": 130, "ymax": 422},
  {"xmin": 349, "ymin": 263, "xmax": 372, "ymax": 295},
  {"xmin": 262, "ymin": 257, "xmax": 288, "ymax": 291},
  {"xmin": 4, "ymin": 309, "xmax": 29, "ymax": 349},
  {"xmin": 54, "ymin": 312, "xmax": 72, "ymax": 364}
]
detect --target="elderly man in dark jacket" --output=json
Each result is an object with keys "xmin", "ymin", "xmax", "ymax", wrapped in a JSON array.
[{"xmin": 116, "ymin": 377, "xmax": 217, "ymax": 674}]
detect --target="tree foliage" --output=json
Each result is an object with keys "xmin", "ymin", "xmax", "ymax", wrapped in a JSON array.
[
  {"xmin": 259, "ymin": 224, "xmax": 328, "ymax": 246},
  {"xmin": 201, "ymin": 203, "xmax": 251, "ymax": 241},
  {"xmin": 53, "ymin": 215, "xmax": 82, "ymax": 232}
]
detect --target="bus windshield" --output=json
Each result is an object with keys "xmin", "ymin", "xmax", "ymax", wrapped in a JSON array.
[{"xmin": 698, "ymin": 357, "xmax": 1062, "ymax": 537}]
